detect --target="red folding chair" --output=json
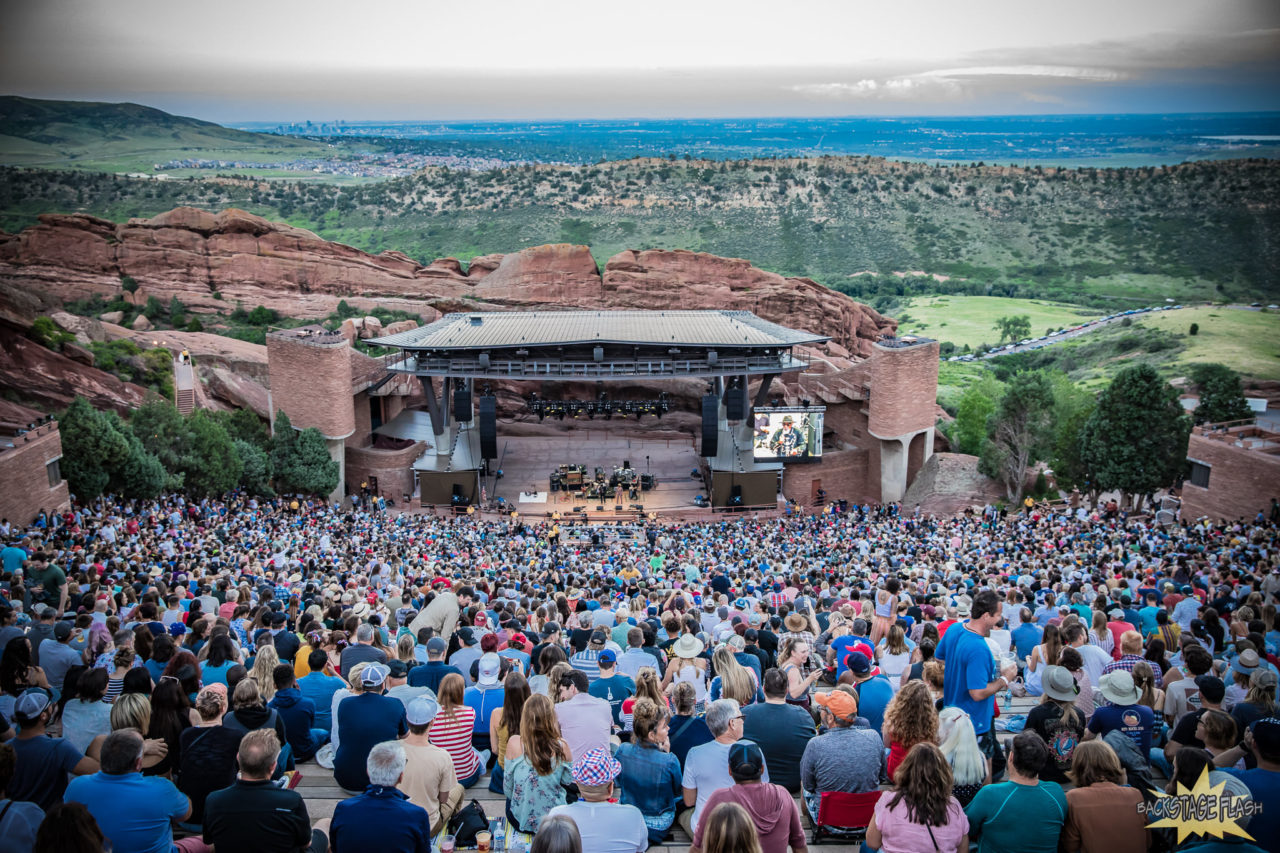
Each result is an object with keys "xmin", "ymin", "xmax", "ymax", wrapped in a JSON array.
[{"xmin": 811, "ymin": 790, "xmax": 883, "ymax": 845}]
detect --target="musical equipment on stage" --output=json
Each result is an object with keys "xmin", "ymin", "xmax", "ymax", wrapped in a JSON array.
[
  {"xmin": 453, "ymin": 385, "xmax": 473, "ymax": 422},
  {"xmin": 572, "ymin": 506, "xmax": 585, "ymax": 513},
  {"xmin": 630, "ymin": 504, "xmax": 644, "ymax": 511},
  {"xmin": 640, "ymin": 474, "xmax": 655, "ymax": 491}
]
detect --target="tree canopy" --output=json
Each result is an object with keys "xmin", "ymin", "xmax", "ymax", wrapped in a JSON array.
[
  {"xmin": 979, "ymin": 370, "xmax": 1055, "ymax": 502},
  {"xmin": 1189, "ymin": 363, "xmax": 1252, "ymax": 425},
  {"xmin": 1080, "ymin": 363, "xmax": 1190, "ymax": 503}
]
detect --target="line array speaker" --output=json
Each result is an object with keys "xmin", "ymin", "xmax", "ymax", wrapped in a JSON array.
[
  {"xmin": 453, "ymin": 385, "xmax": 473, "ymax": 422},
  {"xmin": 700, "ymin": 394, "xmax": 719, "ymax": 458},
  {"xmin": 478, "ymin": 396, "xmax": 497, "ymax": 459}
]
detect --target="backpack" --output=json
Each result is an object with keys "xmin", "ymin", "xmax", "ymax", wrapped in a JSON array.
[{"xmin": 447, "ymin": 799, "xmax": 489, "ymax": 846}]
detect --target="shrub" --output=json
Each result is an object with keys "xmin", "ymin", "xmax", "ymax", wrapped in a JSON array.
[
  {"xmin": 30, "ymin": 316, "xmax": 75, "ymax": 351},
  {"xmin": 1189, "ymin": 322, "xmax": 1199, "ymax": 336}
]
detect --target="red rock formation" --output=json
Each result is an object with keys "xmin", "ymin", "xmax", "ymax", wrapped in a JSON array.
[{"xmin": 0, "ymin": 207, "xmax": 895, "ymax": 355}]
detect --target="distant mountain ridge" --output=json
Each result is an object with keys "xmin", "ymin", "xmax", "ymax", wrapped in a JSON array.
[{"xmin": 0, "ymin": 95, "xmax": 322, "ymax": 170}]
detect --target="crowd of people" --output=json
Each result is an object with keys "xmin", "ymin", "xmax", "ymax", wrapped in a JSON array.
[{"xmin": 0, "ymin": 492, "xmax": 1277, "ymax": 853}]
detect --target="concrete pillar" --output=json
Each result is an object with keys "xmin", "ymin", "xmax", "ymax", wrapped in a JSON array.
[
  {"xmin": 325, "ymin": 437, "xmax": 346, "ymax": 505},
  {"xmin": 880, "ymin": 437, "xmax": 908, "ymax": 503}
]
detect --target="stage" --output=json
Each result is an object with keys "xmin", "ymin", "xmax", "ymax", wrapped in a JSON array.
[{"xmin": 486, "ymin": 433, "xmax": 712, "ymax": 516}]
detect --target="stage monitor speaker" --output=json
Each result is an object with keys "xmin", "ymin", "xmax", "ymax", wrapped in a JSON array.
[
  {"xmin": 572, "ymin": 506, "xmax": 585, "ymax": 513},
  {"xmin": 478, "ymin": 396, "xmax": 497, "ymax": 458},
  {"xmin": 453, "ymin": 386, "xmax": 473, "ymax": 422},
  {"xmin": 640, "ymin": 474, "xmax": 654, "ymax": 490},
  {"xmin": 725, "ymin": 385, "xmax": 747, "ymax": 421},
  {"xmin": 730, "ymin": 485, "xmax": 743, "ymax": 506},
  {"xmin": 597, "ymin": 505, "xmax": 605, "ymax": 512},
  {"xmin": 450, "ymin": 484, "xmax": 466, "ymax": 506},
  {"xmin": 700, "ymin": 394, "xmax": 719, "ymax": 458}
]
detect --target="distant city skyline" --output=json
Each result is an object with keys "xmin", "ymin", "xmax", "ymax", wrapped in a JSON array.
[{"xmin": 2, "ymin": 0, "xmax": 1277, "ymax": 123}]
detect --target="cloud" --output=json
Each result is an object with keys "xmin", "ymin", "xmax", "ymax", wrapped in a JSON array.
[{"xmin": 915, "ymin": 65, "xmax": 1124, "ymax": 82}]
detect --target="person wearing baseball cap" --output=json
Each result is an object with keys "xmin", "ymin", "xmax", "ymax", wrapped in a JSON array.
[
  {"xmin": 799, "ymin": 686, "xmax": 882, "ymax": 825},
  {"xmin": 407, "ymin": 636, "xmax": 463, "ymax": 695},
  {"xmin": 399, "ymin": 695, "xmax": 465, "ymax": 835},
  {"xmin": 332, "ymin": 663, "xmax": 409, "ymax": 793},
  {"xmin": 464, "ymin": 653, "xmax": 506, "ymax": 771},
  {"xmin": 8, "ymin": 688, "xmax": 98, "ymax": 810},
  {"xmin": 545, "ymin": 747, "xmax": 648, "ymax": 853},
  {"xmin": 690, "ymin": 739, "xmax": 806, "ymax": 853},
  {"xmin": 499, "ymin": 631, "xmax": 532, "ymax": 673}
]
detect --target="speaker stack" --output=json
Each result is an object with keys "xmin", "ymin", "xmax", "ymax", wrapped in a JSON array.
[
  {"xmin": 700, "ymin": 394, "xmax": 719, "ymax": 458},
  {"xmin": 478, "ymin": 396, "xmax": 497, "ymax": 459}
]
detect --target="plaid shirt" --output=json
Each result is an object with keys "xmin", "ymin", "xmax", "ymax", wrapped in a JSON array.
[
  {"xmin": 1101, "ymin": 653, "xmax": 1164, "ymax": 689},
  {"xmin": 766, "ymin": 591, "xmax": 788, "ymax": 610}
]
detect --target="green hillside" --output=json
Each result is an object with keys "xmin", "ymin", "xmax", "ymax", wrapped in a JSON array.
[{"xmin": 0, "ymin": 95, "xmax": 329, "ymax": 172}]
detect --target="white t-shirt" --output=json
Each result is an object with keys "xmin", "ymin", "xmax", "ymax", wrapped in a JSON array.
[
  {"xmin": 682, "ymin": 739, "xmax": 769, "ymax": 833},
  {"xmin": 545, "ymin": 801, "xmax": 648, "ymax": 853}
]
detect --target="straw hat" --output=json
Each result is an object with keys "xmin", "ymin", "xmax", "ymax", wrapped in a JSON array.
[{"xmin": 784, "ymin": 612, "xmax": 808, "ymax": 633}]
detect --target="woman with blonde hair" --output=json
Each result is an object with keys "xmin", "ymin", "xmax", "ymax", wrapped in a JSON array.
[
  {"xmin": 883, "ymin": 680, "xmax": 939, "ymax": 783},
  {"xmin": 936, "ymin": 707, "xmax": 989, "ymax": 806},
  {"xmin": 776, "ymin": 635, "xmax": 820, "ymax": 710},
  {"xmin": 866, "ymin": 743, "xmax": 970, "ymax": 853},
  {"xmin": 620, "ymin": 667, "xmax": 667, "ymax": 733},
  {"xmin": 545, "ymin": 662, "xmax": 573, "ymax": 703},
  {"xmin": 1089, "ymin": 611, "xmax": 1113, "ymax": 655},
  {"xmin": 660, "ymin": 633, "xmax": 708, "ymax": 712},
  {"xmin": 1062, "ymin": 740, "xmax": 1148, "ymax": 853},
  {"xmin": 694, "ymin": 801, "xmax": 762, "ymax": 853},
  {"xmin": 395, "ymin": 633, "xmax": 417, "ymax": 664},
  {"xmin": 503, "ymin": 692, "xmax": 573, "ymax": 832},
  {"xmin": 250, "ymin": 644, "xmax": 280, "ymax": 702},
  {"xmin": 708, "ymin": 646, "xmax": 759, "ymax": 707},
  {"xmin": 108, "ymin": 692, "xmax": 167, "ymax": 772},
  {"xmin": 876, "ymin": 623, "xmax": 912, "ymax": 687}
]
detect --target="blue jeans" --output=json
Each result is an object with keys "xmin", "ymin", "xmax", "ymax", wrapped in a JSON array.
[
  {"xmin": 488, "ymin": 761, "xmax": 504, "ymax": 794},
  {"xmin": 1148, "ymin": 748, "xmax": 1173, "ymax": 778}
]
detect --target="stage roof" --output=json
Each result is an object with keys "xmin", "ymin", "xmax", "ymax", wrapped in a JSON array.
[{"xmin": 368, "ymin": 310, "xmax": 828, "ymax": 350}]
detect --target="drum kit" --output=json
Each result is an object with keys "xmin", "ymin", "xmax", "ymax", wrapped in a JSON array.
[{"xmin": 549, "ymin": 460, "xmax": 655, "ymax": 501}]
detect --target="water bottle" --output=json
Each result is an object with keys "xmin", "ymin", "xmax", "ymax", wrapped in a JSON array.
[{"xmin": 494, "ymin": 820, "xmax": 506, "ymax": 851}]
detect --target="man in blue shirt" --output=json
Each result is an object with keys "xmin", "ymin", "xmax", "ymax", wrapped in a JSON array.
[
  {"xmin": 1010, "ymin": 608, "xmax": 1043, "ymax": 674},
  {"xmin": 464, "ymin": 653, "xmax": 506, "ymax": 755},
  {"xmin": 407, "ymin": 637, "xmax": 462, "ymax": 693},
  {"xmin": 297, "ymin": 649, "xmax": 346, "ymax": 732},
  {"xmin": 333, "ymin": 664, "xmax": 408, "ymax": 792},
  {"xmin": 588, "ymin": 650, "xmax": 635, "ymax": 726},
  {"xmin": 330, "ymin": 740, "xmax": 433, "ymax": 853},
  {"xmin": 845, "ymin": 652, "xmax": 893, "ymax": 734},
  {"xmin": 1086, "ymin": 670, "xmax": 1155, "ymax": 756},
  {"xmin": 1222, "ymin": 717, "xmax": 1280, "ymax": 853},
  {"xmin": 936, "ymin": 589, "xmax": 1017, "ymax": 780},
  {"xmin": 65, "ymin": 729, "xmax": 195, "ymax": 853},
  {"xmin": 269, "ymin": 664, "xmax": 327, "ymax": 762}
]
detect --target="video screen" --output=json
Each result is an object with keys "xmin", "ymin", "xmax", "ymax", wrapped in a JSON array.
[{"xmin": 752, "ymin": 408, "xmax": 824, "ymax": 462}]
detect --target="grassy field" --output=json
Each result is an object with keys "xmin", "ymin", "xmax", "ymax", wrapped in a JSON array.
[
  {"xmin": 1139, "ymin": 306, "xmax": 1280, "ymax": 380},
  {"xmin": 899, "ymin": 295, "xmax": 1102, "ymax": 349}
]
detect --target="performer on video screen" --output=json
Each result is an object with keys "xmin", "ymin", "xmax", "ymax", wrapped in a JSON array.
[{"xmin": 768, "ymin": 414, "xmax": 807, "ymax": 457}]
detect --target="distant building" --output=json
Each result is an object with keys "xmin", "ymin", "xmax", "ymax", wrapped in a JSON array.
[
  {"xmin": 1181, "ymin": 416, "xmax": 1280, "ymax": 522},
  {"xmin": 0, "ymin": 417, "xmax": 70, "ymax": 526}
]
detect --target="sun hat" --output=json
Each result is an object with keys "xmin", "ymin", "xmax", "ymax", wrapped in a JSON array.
[
  {"xmin": 1231, "ymin": 650, "xmax": 1261, "ymax": 677},
  {"xmin": 352, "ymin": 601, "xmax": 371, "ymax": 619},
  {"xmin": 783, "ymin": 612, "xmax": 808, "ymax": 633},
  {"xmin": 955, "ymin": 602, "xmax": 972, "ymax": 618},
  {"xmin": 569, "ymin": 747, "xmax": 623, "ymax": 787},
  {"xmin": 671, "ymin": 634, "xmax": 705, "ymax": 659},
  {"xmin": 406, "ymin": 695, "xmax": 439, "ymax": 726},
  {"xmin": 1098, "ymin": 670, "xmax": 1141, "ymax": 706},
  {"xmin": 813, "ymin": 690, "xmax": 858, "ymax": 721},
  {"xmin": 1042, "ymin": 665, "xmax": 1080, "ymax": 702}
]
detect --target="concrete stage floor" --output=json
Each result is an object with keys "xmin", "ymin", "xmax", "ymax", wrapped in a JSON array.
[{"xmin": 487, "ymin": 433, "xmax": 709, "ymax": 515}]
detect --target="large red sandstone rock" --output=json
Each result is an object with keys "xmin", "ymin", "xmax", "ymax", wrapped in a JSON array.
[{"xmin": 0, "ymin": 207, "xmax": 894, "ymax": 350}]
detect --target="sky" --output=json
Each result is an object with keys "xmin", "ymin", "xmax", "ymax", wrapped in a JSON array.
[{"xmin": 1, "ymin": 0, "xmax": 1278, "ymax": 122}]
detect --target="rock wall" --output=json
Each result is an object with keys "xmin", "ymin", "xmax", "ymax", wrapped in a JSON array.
[{"xmin": 0, "ymin": 207, "xmax": 896, "ymax": 354}]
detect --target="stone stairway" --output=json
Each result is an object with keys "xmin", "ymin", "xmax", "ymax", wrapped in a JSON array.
[{"xmin": 174, "ymin": 358, "xmax": 196, "ymax": 415}]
